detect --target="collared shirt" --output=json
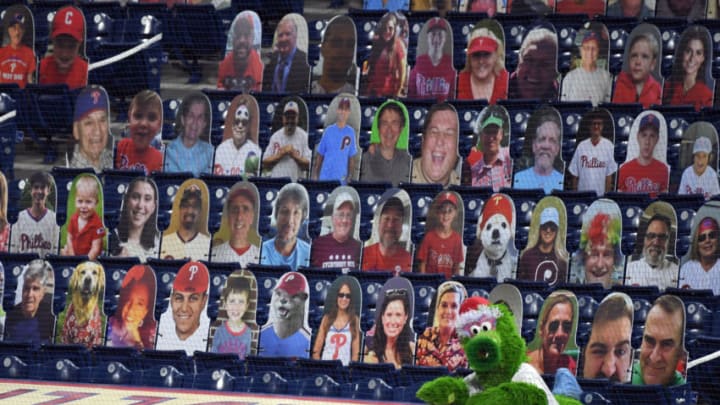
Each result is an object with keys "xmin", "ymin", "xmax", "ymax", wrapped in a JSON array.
[
  {"xmin": 471, "ymin": 148, "xmax": 513, "ymax": 191},
  {"xmin": 273, "ymin": 47, "xmax": 297, "ymax": 93}
]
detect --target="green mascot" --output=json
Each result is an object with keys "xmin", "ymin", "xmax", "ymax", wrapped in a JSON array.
[{"xmin": 417, "ymin": 296, "xmax": 583, "ymax": 405}]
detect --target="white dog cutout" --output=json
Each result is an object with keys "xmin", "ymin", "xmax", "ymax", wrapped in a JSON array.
[{"xmin": 470, "ymin": 194, "xmax": 516, "ymax": 281}]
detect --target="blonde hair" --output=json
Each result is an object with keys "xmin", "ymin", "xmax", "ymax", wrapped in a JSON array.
[
  {"xmin": 465, "ymin": 28, "xmax": 505, "ymax": 75},
  {"xmin": 75, "ymin": 174, "xmax": 99, "ymax": 201}
]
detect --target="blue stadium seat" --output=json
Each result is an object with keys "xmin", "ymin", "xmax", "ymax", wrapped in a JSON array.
[
  {"xmin": 552, "ymin": 101, "xmax": 593, "ymax": 161},
  {"xmin": 351, "ymin": 377, "xmax": 395, "ymax": 401},
  {"xmin": 687, "ymin": 336, "xmax": 720, "ymax": 404},
  {"xmin": 151, "ymin": 172, "xmax": 194, "ymax": 231},
  {"xmin": 172, "ymin": 4, "xmax": 225, "ymax": 83},
  {"xmin": 347, "ymin": 8, "xmax": 385, "ymax": 63},
  {"xmin": 498, "ymin": 100, "xmax": 535, "ymax": 157},
  {"xmin": 547, "ymin": 15, "xmax": 584, "ymax": 73},
  {"xmin": 247, "ymin": 264, "xmax": 287, "ymax": 326},
  {"xmin": 192, "ymin": 368, "xmax": 236, "ymax": 391},
  {"xmin": 295, "ymin": 358, "xmax": 349, "ymax": 383},
  {"xmin": 350, "ymin": 180, "xmax": 392, "ymax": 240},
  {"xmin": 607, "ymin": 383, "xmax": 671, "ymax": 405},
  {"xmin": 445, "ymin": 11, "xmax": 482, "ymax": 69},
  {"xmin": 594, "ymin": 17, "xmax": 637, "ymax": 75},
  {"xmin": 295, "ymin": 374, "xmax": 342, "ymax": 397},
  {"xmin": 252, "ymin": 176, "xmax": 292, "ymax": 237},
  {"xmin": 348, "ymin": 270, "xmax": 392, "ymax": 330},
  {"xmin": 0, "ymin": 342, "xmax": 35, "ymax": 379},
  {"xmin": 299, "ymin": 179, "xmax": 340, "ymax": 239},
  {"xmin": 98, "ymin": 256, "xmax": 141, "ymax": 314},
  {"xmin": 655, "ymin": 105, "xmax": 696, "ymax": 142},
  {"xmin": 46, "ymin": 254, "xmax": 86, "ymax": 315},
  {"xmin": 200, "ymin": 174, "xmax": 244, "ymax": 234},
  {"xmin": 248, "ymin": 370, "xmax": 288, "ymax": 394},
  {"xmin": 301, "ymin": 267, "xmax": 340, "ymax": 329},
  {"xmin": 101, "ymin": 169, "xmax": 145, "ymax": 229},
  {"xmin": 451, "ymin": 276, "xmax": 496, "ymax": 298},
  {"xmin": 201, "ymin": 89, "xmax": 238, "ymax": 146},
  {"xmin": 146, "ymin": 258, "xmax": 185, "ymax": 319},
  {"xmin": 601, "ymin": 101, "xmax": 642, "ymax": 160},
  {"xmin": 303, "ymin": 94, "xmax": 333, "ymax": 134}
]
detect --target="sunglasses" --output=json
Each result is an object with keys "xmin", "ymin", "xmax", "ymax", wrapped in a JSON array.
[
  {"xmin": 645, "ymin": 232, "xmax": 669, "ymax": 242},
  {"xmin": 386, "ymin": 288, "xmax": 408, "ymax": 297},
  {"xmin": 337, "ymin": 293, "xmax": 352, "ymax": 299},
  {"xmin": 548, "ymin": 320, "xmax": 572, "ymax": 334},
  {"xmin": 698, "ymin": 231, "xmax": 718, "ymax": 242}
]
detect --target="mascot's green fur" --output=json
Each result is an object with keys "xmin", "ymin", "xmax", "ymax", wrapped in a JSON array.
[{"xmin": 417, "ymin": 296, "xmax": 582, "ymax": 405}]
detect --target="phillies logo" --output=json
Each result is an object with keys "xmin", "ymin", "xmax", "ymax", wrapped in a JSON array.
[
  {"xmin": 188, "ymin": 264, "xmax": 199, "ymax": 280},
  {"xmin": 341, "ymin": 136, "xmax": 351, "ymax": 150},
  {"xmin": 91, "ymin": 90, "xmax": 101, "ymax": 105}
]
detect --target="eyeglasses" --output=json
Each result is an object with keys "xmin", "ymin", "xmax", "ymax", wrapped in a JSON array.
[
  {"xmin": 698, "ymin": 231, "xmax": 718, "ymax": 242},
  {"xmin": 548, "ymin": 320, "xmax": 572, "ymax": 334},
  {"xmin": 645, "ymin": 233, "xmax": 669, "ymax": 242},
  {"xmin": 337, "ymin": 293, "xmax": 352, "ymax": 299}
]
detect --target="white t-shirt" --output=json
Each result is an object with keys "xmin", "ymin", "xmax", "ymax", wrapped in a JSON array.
[
  {"xmin": 561, "ymin": 67, "xmax": 612, "ymax": 106},
  {"xmin": 263, "ymin": 127, "xmax": 311, "ymax": 181},
  {"xmin": 625, "ymin": 257, "xmax": 679, "ymax": 290},
  {"xmin": 679, "ymin": 260, "xmax": 720, "ymax": 295}
]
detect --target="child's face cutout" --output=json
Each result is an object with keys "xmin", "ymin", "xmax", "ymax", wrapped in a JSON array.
[
  {"xmin": 52, "ymin": 35, "xmax": 81, "ymax": 73},
  {"xmin": 75, "ymin": 187, "xmax": 98, "ymax": 220},
  {"xmin": 629, "ymin": 38, "xmax": 655, "ymax": 84},
  {"xmin": 226, "ymin": 290, "xmax": 248, "ymax": 322},
  {"xmin": 129, "ymin": 104, "xmax": 162, "ymax": 151}
]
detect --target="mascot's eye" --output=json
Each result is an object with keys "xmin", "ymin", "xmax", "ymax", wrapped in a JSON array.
[
  {"xmin": 502, "ymin": 223, "xmax": 507, "ymax": 229},
  {"xmin": 480, "ymin": 321, "xmax": 493, "ymax": 331},
  {"xmin": 470, "ymin": 325, "xmax": 482, "ymax": 335}
]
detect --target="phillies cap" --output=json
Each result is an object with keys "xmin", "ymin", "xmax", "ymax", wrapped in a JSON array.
[
  {"xmin": 639, "ymin": 113, "xmax": 660, "ymax": 132},
  {"xmin": 174, "ymin": 261, "xmax": 209, "ymax": 293},
  {"xmin": 479, "ymin": 193, "xmax": 514, "ymax": 231},
  {"xmin": 74, "ymin": 86, "xmax": 108, "ymax": 122},
  {"xmin": 437, "ymin": 191, "xmax": 458, "ymax": 208},
  {"xmin": 467, "ymin": 35, "xmax": 498, "ymax": 55},
  {"xmin": 426, "ymin": 17, "xmax": 447, "ymax": 32},
  {"xmin": 284, "ymin": 101, "xmax": 299, "ymax": 114},
  {"xmin": 52, "ymin": 6, "xmax": 84, "ymax": 42},
  {"xmin": 275, "ymin": 272, "xmax": 308, "ymax": 296},
  {"xmin": 582, "ymin": 31, "xmax": 599, "ymax": 45}
]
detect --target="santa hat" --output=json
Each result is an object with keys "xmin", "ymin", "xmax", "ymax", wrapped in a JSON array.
[
  {"xmin": 479, "ymin": 194, "xmax": 514, "ymax": 231},
  {"xmin": 456, "ymin": 296, "xmax": 502, "ymax": 338}
]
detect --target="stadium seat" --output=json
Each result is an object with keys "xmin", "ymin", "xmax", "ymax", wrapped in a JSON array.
[
  {"xmin": 451, "ymin": 276, "xmax": 496, "ymax": 298},
  {"xmin": 192, "ymin": 368, "xmax": 236, "ymax": 391}
]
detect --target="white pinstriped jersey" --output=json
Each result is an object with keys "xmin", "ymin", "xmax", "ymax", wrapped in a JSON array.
[{"xmin": 10, "ymin": 209, "xmax": 59, "ymax": 257}]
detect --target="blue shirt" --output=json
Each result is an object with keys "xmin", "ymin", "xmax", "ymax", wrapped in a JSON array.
[
  {"xmin": 317, "ymin": 124, "xmax": 357, "ymax": 184},
  {"xmin": 260, "ymin": 237, "xmax": 311, "ymax": 271},
  {"xmin": 164, "ymin": 137, "xmax": 215, "ymax": 176},
  {"xmin": 513, "ymin": 167, "xmax": 564, "ymax": 195},
  {"xmin": 259, "ymin": 325, "xmax": 310, "ymax": 358}
]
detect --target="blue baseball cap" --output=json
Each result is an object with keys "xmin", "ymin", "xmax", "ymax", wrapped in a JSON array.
[{"xmin": 74, "ymin": 86, "xmax": 108, "ymax": 122}]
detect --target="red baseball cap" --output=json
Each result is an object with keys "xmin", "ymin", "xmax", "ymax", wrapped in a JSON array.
[
  {"xmin": 437, "ymin": 191, "xmax": 458, "ymax": 208},
  {"xmin": 467, "ymin": 36, "xmax": 498, "ymax": 55},
  {"xmin": 275, "ymin": 272, "xmax": 308, "ymax": 296},
  {"xmin": 173, "ymin": 261, "xmax": 209, "ymax": 294},
  {"xmin": 52, "ymin": 6, "xmax": 84, "ymax": 42}
]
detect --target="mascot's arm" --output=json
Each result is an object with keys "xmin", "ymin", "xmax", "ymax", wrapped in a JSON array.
[
  {"xmin": 417, "ymin": 376, "xmax": 469, "ymax": 405},
  {"xmin": 466, "ymin": 381, "xmax": 547, "ymax": 405}
]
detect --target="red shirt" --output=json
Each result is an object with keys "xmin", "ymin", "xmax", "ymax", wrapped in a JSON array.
[
  {"xmin": 115, "ymin": 138, "xmax": 164, "ymax": 175},
  {"xmin": 612, "ymin": 71, "xmax": 662, "ymax": 108},
  {"xmin": 217, "ymin": 49, "xmax": 263, "ymax": 91},
  {"xmin": 361, "ymin": 242, "xmax": 412, "ymax": 274},
  {"xmin": 39, "ymin": 55, "xmax": 88, "ymax": 90},
  {"xmin": 0, "ymin": 45, "xmax": 36, "ymax": 88},
  {"xmin": 456, "ymin": 69, "xmax": 508, "ymax": 104},
  {"xmin": 662, "ymin": 80, "xmax": 713, "ymax": 111},
  {"xmin": 67, "ymin": 210, "xmax": 105, "ymax": 256},
  {"xmin": 617, "ymin": 158, "xmax": 669, "ymax": 198},
  {"xmin": 417, "ymin": 229, "xmax": 464, "ymax": 279}
]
